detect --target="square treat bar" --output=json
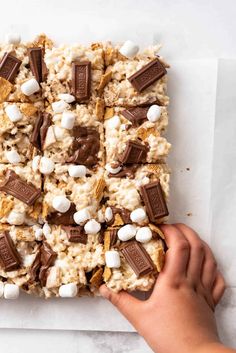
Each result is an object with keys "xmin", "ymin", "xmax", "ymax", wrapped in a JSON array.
[
  {"xmin": 0, "ymin": 34, "xmax": 53, "ymax": 103},
  {"xmin": 103, "ymin": 43, "xmax": 169, "ymax": 107},
  {"xmin": 0, "ymin": 102, "xmax": 43, "ymax": 164},
  {"xmin": 42, "ymin": 43, "xmax": 104, "ymax": 104},
  {"xmin": 42, "ymin": 164, "xmax": 105, "ymax": 225},
  {"xmin": 104, "ymin": 106, "xmax": 170, "ymax": 164},
  {"xmin": 0, "ymin": 163, "xmax": 42, "ymax": 225},
  {"xmin": 42, "ymin": 102, "xmax": 105, "ymax": 166}
]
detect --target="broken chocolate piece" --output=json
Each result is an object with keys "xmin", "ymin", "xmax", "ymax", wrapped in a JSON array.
[
  {"xmin": 120, "ymin": 240, "xmax": 155, "ymax": 277},
  {"xmin": 29, "ymin": 251, "xmax": 41, "ymax": 283},
  {"xmin": 0, "ymin": 231, "xmax": 21, "ymax": 271},
  {"xmin": 28, "ymin": 47, "xmax": 47, "ymax": 82},
  {"xmin": 121, "ymin": 107, "xmax": 149, "ymax": 126},
  {"xmin": 107, "ymin": 207, "xmax": 131, "ymax": 226},
  {"xmin": 30, "ymin": 113, "xmax": 43, "ymax": 149},
  {"xmin": 47, "ymin": 203, "xmax": 77, "ymax": 225},
  {"xmin": 108, "ymin": 165, "xmax": 138, "ymax": 179},
  {"xmin": 128, "ymin": 58, "xmax": 167, "ymax": 93},
  {"xmin": 72, "ymin": 61, "xmax": 91, "ymax": 102},
  {"xmin": 140, "ymin": 181, "xmax": 169, "ymax": 222},
  {"xmin": 0, "ymin": 52, "xmax": 21, "ymax": 83},
  {"xmin": 40, "ymin": 113, "xmax": 52, "ymax": 149},
  {"xmin": 109, "ymin": 229, "xmax": 118, "ymax": 247},
  {"xmin": 62, "ymin": 226, "xmax": 88, "ymax": 244},
  {"xmin": 119, "ymin": 140, "xmax": 148, "ymax": 164},
  {"xmin": 0, "ymin": 169, "xmax": 41, "ymax": 206},
  {"xmin": 68, "ymin": 126, "xmax": 100, "ymax": 166},
  {"xmin": 40, "ymin": 242, "xmax": 57, "ymax": 267}
]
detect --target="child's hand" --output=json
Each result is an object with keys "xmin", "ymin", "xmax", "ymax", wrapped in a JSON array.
[{"xmin": 100, "ymin": 224, "xmax": 226, "ymax": 353}]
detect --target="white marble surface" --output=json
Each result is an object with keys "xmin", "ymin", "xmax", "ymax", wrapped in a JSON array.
[{"xmin": 0, "ymin": 0, "xmax": 236, "ymax": 351}]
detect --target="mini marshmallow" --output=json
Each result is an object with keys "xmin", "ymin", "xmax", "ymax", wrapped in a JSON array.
[
  {"xmin": 118, "ymin": 224, "xmax": 137, "ymax": 241},
  {"xmin": 32, "ymin": 155, "xmax": 41, "ymax": 172},
  {"xmin": 39, "ymin": 156, "xmax": 55, "ymax": 175},
  {"xmin": 0, "ymin": 282, "xmax": 4, "ymax": 298},
  {"xmin": 42, "ymin": 223, "xmax": 51, "ymax": 237},
  {"xmin": 34, "ymin": 227, "xmax": 43, "ymax": 241},
  {"xmin": 108, "ymin": 115, "xmax": 121, "ymax": 129},
  {"xmin": 58, "ymin": 93, "xmax": 75, "ymax": 103},
  {"xmin": 59, "ymin": 283, "xmax": 78, "ymax": 298},
  {"xmin": 5, "ymin": 104, "xmax": 22, "ymax": 122},
  {"xmin": 52, "ymin": 100, "xmax": 69, "ymax": 113},
  {"xmin": 105, "ymin": 207, "xmax": 113, "ymax": 222},
  {"xmin": 97, "ymin": 209, "xmax": 105, "ymax": 223},
  {"xmin": 84, "ymin": 219, "xmax": 101, "ymax": 234},
  {"xmin": 105, "ymin": 163, "xmax": 122, "ymax": 175},
  {"xmin": 7, "ymin": 211, "xmax": 25, "ymax": 225},
  {"xmin": 4, "ymin": 284, "xmax": 20, "ymax": 299},
  {"xmin": 130, "ymin": 208, "xmax": 147, "ymax": 223},
  {"xmin": 105, "ymin": 251, "xmax": 121, "ymax": 268},
  {"xmin": 53, "ymin": 126, "xmax": 65, "ymax": 140},
  {"xmin": 73, "ymin": 208, "xmax": 91, "ymax": 224},
  {"xmin": 21, "ymin": 78, "xmax": 40, "ymax": 96},
  {"xmin": 68, "ymin": 165, "xmax": 87, "ymax": 178},
  {"xmin": 119, "ymin": 40, "xmax": 139, "ymax": 59},
  {"xmin": 6, "ymin": 33, "xmax": 21, "ymax": 45},
  {"xmin": 61, "ymin": 111, "xmax": 76, "ymax": 130},
  {"xmin": 136, "ymin": 227, "xmax": 152, "ymax": 243},
  {"xmin": 43, "ymin": 126, "xmax": 56, "ymax": 149},
  {"xmin": 52, "ymin": 195, "xmax": 71, "ymax": 213},
  {"xmin": 5, "ymin": 150, "xmax": 21, "ymax": 164},
  {"xmin": 147, "ymin": 105, "xmax": 161, "ymax": 123}
]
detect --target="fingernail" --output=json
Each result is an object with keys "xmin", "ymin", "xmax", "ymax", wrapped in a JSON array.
[{"xmin": 99, "ymin": 285, "xmax": 110, "ymax": 299}]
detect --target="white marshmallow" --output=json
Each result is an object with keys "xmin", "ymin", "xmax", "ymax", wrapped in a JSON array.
[
  {"xmin": 59, "ymin": 283, "xmax": 78, "ymax": 298},
  {"xmin": 119, "ymin": 40, "xmax": 139, "ymax": 59},
  {"xmin": 53, "ymin": 126, "xmax": 65, "ymax": 140},
  {"xmin": 58, "ymin": 93, "xmax": 75, "ymax": 103},
  {"xmin": 52, "ymin": 100, "xmax": 69, "ymax": 113},
  {"xmin": 147, "ymin": 105, "xmax": 161, "ymax": 123},
  {"xmin": 43, "ymin": 126, "xmax": 56, "ymax": 149},
  {"xmin": 61, "ymin": 111, "xmax": 76, "ymax": 130},
  {"xmin": 97, "ymin": 209, "xmax": 105, "ymax": 223},
  {"xmin": 21, "ymin": 78, "xmax": 40, "ymax": 96},
  {"xmin": 105, "ymin": 163, "xmax": 122, "ymax": 175},
  {"xmin": 105, "ymin": 251, "xmax": 121, "ymax": 268},
  {"xmin": 5, "ymin": 150, "xmax": 21, "ymax": 164},
  {"xmin": 42, "ymin": 223, "xmax": 51, "ymax": 237},
  {"xmin": 52, "ymin": 196, "xmax": 71, "ymax": 213},
  {"xmin": 130, "ymin": 208, "xmax": 147, "ymax": 223},
  {"xmin": 108, "ymin": 115, "xmax": 120, "ymax": 129},
  {"xmin": 84, "ymin": 219, "xmax": 101, "ymax": 234},
  {"xmin": 4, "ymin": 284, "xmax": 19, "ymax": 299},
  {"xmin": 32, "ymin": 155, "xmax": 41, "ymax": 172},
  {"xmin": 7, "ymin": 211, "xmax": 25, "ymax": 225},
  {"xmin": 68, "ymin": 165, "xmax": 86, "ymax": 178},
  {"xmin": 46, "ymin": 267, "xmax": 60, "ymax": 289},
  {"xmin": 118, "ymin": 224, "xmax": 137, "ymax": 241},
  {"xmin": 0, "ymin": 282, "xmax": 4, "ymax": 298},
  {"xmin": 5, "ymin": 104, "xmax": 22, "ymax": 122},
  {"xmin": 105, "ymin": 207, "xmax": 113, "ymax": 222},
  {"xmin": 39, "ymin": 156, "xmax": 55, "ymax": 175},
  {"xmin": 6, "ymin": 33, "xmax": 21, "ymax": 45},
  {"xmin": 34, "ymin": 227, "xmax": 43, "ymax": 241},
  {"xmin": 73, "ymin": 208, "xmax": 91, "ymax": 224},
  {"xmin": 136, "ymin": 227, "xmax": 152, "ymax": 243}
]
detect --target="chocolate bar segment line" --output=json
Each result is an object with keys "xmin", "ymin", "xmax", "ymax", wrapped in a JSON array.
[
  {"xmin": 0, "ymin": 52, "xmax": 22, "ymax": 83},
  {"xmin": 0, "ymin": 169, "xmax": 41, "ymax": 206},
  {"xmin": 120, "ymin": 240, "xmax": 155, "ymax": 277},
  {"xmin": 121, "ymin": 107, "xmax": 149, "ymax": 126},
  {"xmin": 140, "ymin": 181, "xmax": 169, "ymax": 222},
  {"xmin": 62, "ymin": 226, "xmax": 88, "ymax": 244},
  {"xmin": 28, "ymin": 47, "xmax": 46, "ymax": 82},
  {"xmin": 128, "ymin": 58, "xmax": 167, "ymax": 93},
  {"xmin": 72, "ymin": 61, "xmax": 91, "ymax": 102},
  {"xmin": 119, "ymin": 140, "xmax": 148, "ymax": 164},
  {"xmin": 0, "ymin": 231, "xmax": 21, "ymax": 271}
]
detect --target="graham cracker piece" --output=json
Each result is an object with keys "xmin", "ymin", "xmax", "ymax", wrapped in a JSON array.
[
  {"xmin": 0, "ymin": 78, "xmax": 13, "ymax": 102},
  {"xmin": 15, "ymin": 227, "xmax": 35, "ymax": 242},
  {"xmin": 0, "ymin": 198, "xmax": 14, "ymax": 217},
  {"xmin": 104, "ymin": 230, "xmax": 111, "ymax": 252},
  {"xmin": 90, "ymin": 42, "xmax": 103, "ymax": 50},
  {"xmin": 29, "ymin": 33, "xmax": 53, "ymax": 49},
  {"xmin": 103, "ymin": 266, "xmax": 112, "ymax": 281},
  {"xmin": 155, "ymin": 246, "xmax": 165, "ymax": 272},
  {"xmin": 97, "ymin": 71, "xmax": 112, "ymax": 96},
  {"xmin": 28, "ymin": 201, "xmax": 42, "ymax": 220},
  {"xmin": 20, "ymin": 103, "xmax": 38, "ymax": 117},
  {"xmin": 149, "ymin": 223, "xmax": 165, "ymax": 239},
  {"xmin": 90, "ymin": 267, "xmax": 104, "ymax": 288},
  {"xmin": 95, "ymin": 98, "xmax": 105, "ymax": 121},
  {"xmin": 94, "ymin": 178, "xmax": 106, "ymax": 201},
  {"xmin": 104, "ymin": 47, "xmax": 115, "ymax": 66},
  {"xmin": 42, "ymin": 201, "xmax": 49, "ymax": 219},
  {"xmin": 0, "ymin": 114, "xmax": 14, "ymax": 131},
  {"xmin": 137, "ymin": 126, "xmax": 159, "ymax": 140},
  {"xmin": 104, "ymin": 107, "xmax": 114, "ymax": 120},
  {"xmin": 113, "ymin": 214, "xmax": 124, "ymax": 226}
]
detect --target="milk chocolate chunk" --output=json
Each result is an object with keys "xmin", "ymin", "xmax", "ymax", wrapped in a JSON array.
[
  {"xmin": 0, "ymin": 170, "xmax": 41, "ymax": 206},
  {"xmin": 121, "ymin": 107, "xmax": 149, "ymax": 126},
  {"xmin": 40, "ymin": 113, "xmax": 52, "ymax": 149},
  {"xmin": 109, "ymin": 165, "xmax": 138, "ymax": 179},
  {"xmin": 40, "ymin": 242, "xmax": 57, "ymax": 267},
  {"xmin": 28, "ymin": 47, "xmax": 47, "ymax": 82},
  {"xmin": 62, "ymin": 226, "xmax": 88, "ymax": 244},
  {"xmin": 68, "ymin": 126, "xmax": 100, "ymax": 166},
  {"xmin": 0, "ymin": 52, "xmax": 21, "ymax": 83},
  {"xmin": 109, "ymin": 229, "xmax": 118, "ymax": 247},
  {"xmin": 120, "ymin": 240, "xmax": 155, "ymax": 277},
  {"xmin": 29, "ymin": 251, "xmax": 41, "ymax": 283},
  {"xmin": 30, "ymin": 113, "xmax": 43, "ymax": 149},
  {"xmin": 47, "ymin": 203, "xmax": 76, "ymax": 225},
  {"xmin": 0, "ymin": 231, "xmax": 21, "ymax": 271},
  {"xmin": 119, "ymin": 140, "xmax": 148, "ymax": 164},
  {"xmin": 107, "ymin": 207, "xmax": 131, "ymax": 226},
  {"xmin": 128, "ymin": 58, "xmax": 167, "ymax": 93},
  {"xmin": 72, "ymin": 61, "xmax": 91, "ymax": 102},
  {"xmin": 140, "ymin": 181, "xmax": 169, "ymax": 222}
]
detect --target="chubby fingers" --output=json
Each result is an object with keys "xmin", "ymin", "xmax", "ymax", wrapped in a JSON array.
[{"xmin": 212, "ymin": 272, "xmax": 226, "ymax": 306}]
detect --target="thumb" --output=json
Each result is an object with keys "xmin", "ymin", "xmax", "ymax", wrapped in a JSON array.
[{"xmin": 99, "ymin": 284, "xmax": 144, "ymax": 325}]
